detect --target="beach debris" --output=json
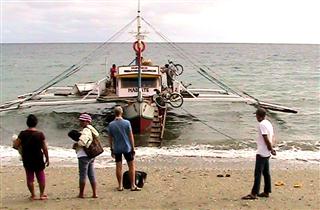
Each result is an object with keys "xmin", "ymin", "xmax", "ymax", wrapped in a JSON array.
[
  {"xmin": 217, "ymin": 173, "xmax": 231, "ymax": 177},
  {"xmin": 275, "ymin": 181, "xmax": 285, "ymax": 186},
  {"xmin": 294, "ymin": 184, "xmax": 302, "ymax": 188}
]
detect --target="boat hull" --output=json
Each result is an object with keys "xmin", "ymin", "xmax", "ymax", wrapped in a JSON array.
[{"xmin": 123, "ymin": 101, "xmax": 155, "ymax": 134}]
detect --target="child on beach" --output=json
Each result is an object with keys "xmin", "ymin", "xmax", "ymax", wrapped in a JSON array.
[{"xmin": 13, "ymin": 114, "xmax": 49, "ymax": 201}]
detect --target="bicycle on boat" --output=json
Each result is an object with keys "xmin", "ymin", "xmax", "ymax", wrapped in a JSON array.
[
  {"xmin": 167, "ymin": 60, "xmax": 184, "ymax": 78},
  {"xmin": 152, "ymin": 88, "xmax": 184, "ymax": 108}
]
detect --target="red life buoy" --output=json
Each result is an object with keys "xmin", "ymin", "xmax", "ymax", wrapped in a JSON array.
[{"xmin": 133, "ymin": 41, "xmax": 146, "ymax": 52}]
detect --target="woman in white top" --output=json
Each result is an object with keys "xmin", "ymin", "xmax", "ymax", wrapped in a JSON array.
[{"xmin": 73, "ymin": 113, "xmax": 99, "ymax": 198}]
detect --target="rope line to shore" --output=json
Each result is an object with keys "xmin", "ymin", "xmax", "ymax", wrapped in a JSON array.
[{"xmin": 180, "ymin": 107, "xmax": 237, "ymax": 141}]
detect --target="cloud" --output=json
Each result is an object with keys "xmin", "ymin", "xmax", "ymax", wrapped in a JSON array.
[{"xmin": 1, "ymin": 0, "xmax": 319, "ymax": 43}]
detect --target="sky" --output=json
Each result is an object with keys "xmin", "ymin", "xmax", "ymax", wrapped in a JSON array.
[{"xmin": 1, "ymin": 0, "xmax": 320, "ymax": 44}]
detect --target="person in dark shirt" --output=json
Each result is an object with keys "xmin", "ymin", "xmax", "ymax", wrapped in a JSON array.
[{"xmin": 13, "ymin": 114, "xmax": 49, "ymax": 200}]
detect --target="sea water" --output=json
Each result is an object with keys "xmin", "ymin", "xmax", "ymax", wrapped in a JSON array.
[{"xmin": 1, "ymin": 43, "xmax": 319, "ymax": 164}]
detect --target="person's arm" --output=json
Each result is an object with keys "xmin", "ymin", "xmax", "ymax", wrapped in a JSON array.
[
  {"xmin": 13, "ymin": 138, "xmax": 21, "ymax": 150},
  {"xmin": 262, "ymin": 135, "xmax": 272, "ymax": 151},
  {"xmin": 108, "ymin": 135, "xmax": 114, "ymax": 158},
  {"xmin": 42, "ymin": 139, "xmax": 49, "ymax": 167},
  {"xmin": 263, "ymin": 135, "xmax": 276, "ymax": 155},
  {"xmin": 129, "ymin": 129, "xmax": 135, "ymax": 155},
  {"xmin": 78, "ymin": 128, "xmax": 91, "ymax": 147}
]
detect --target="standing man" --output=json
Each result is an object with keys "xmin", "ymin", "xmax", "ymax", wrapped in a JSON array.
[
  {"xmin": 242, "ymin": 108, "xmax": 276, "ymax": 200},
  {"xmin": 108, "ymin": 106, "xmax": 141, "ymax": 191},
  {"xmin": 110, "ymin": 64, "xmax": 117, "ymax": 90}
]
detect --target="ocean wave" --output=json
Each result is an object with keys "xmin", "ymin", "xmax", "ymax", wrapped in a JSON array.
[{"xmin": 1, "ymin": 145, "xmax": 319, "ymax": 168}]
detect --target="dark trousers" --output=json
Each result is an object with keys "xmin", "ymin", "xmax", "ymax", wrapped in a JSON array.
[{"xmin": 251, "ymin": 154, "xmax": 271, "ymax": 195}]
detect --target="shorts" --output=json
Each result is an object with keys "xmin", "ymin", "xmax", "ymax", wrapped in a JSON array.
[{"xmin": 114, "ymin": 152, "xmax": 134, "ymax": 163}]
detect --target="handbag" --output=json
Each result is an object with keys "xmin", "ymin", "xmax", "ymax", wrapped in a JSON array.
[
  {"xmin": 83, "ymin": 130, "xmax": 104, "ymax": 158},
  {"xmin": 123, "ymin": 171, "xmax": 147, "ymax": 189}
]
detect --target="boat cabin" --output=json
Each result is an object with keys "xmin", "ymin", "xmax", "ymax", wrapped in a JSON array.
[{"xmin": 116, "ymin": 65, "xmax": 161, "ymax": 97}]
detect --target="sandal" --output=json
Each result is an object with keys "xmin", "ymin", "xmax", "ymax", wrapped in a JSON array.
[
  {"xmin": 29, "ymin": 196, "xmax": 37, "ymax": 201},
  {"xmin": 258, "ymin": 192, "xmax": 269, "ymax": 197},
  {"xmin": 241, "ymin": 194, "xmax": 257, "ymax": 200},
  {"xmin": 40, "ymin": 195, "xmax": 48, "ymax": 200},
  {"xmin": 131, "ymin": 187, "xmax": 141, "ymax": 191},
  {"xmin": 117, "ymin": 187, "xmax": 124, "ymax": 191}
]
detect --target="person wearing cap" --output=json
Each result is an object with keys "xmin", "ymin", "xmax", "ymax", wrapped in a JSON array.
[
  {"xmin": 74, "ymin": 113, "xmax": 99, "ymax": 198},
  {"xmin": 242, "ymin": 108, "xmax": 276, "ymax": 200},
  {"xmin": 107, "ymin": 106, "xmax": 141, "ymax": 191}
]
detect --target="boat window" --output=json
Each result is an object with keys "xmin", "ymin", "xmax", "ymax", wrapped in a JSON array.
[{"xmin": 121, "ymin": 78, "xmax": 157, "ymax": 88}]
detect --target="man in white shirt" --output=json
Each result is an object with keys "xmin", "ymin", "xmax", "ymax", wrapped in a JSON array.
[{"xmin": 242, "ymin": 108, "xmax": 276, "ymax": 200}]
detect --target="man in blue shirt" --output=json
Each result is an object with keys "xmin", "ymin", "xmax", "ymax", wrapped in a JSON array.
[{"xmin": 108, "ymin": 106, "xmax": 141, "ymax": 191}]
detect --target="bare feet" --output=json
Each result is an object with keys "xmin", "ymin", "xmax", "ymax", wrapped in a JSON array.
[
  {"xmin": 77, "ymin": 194, "xmax": 85, "ymax": 199},
  {"xmin": 40, "ymin": 194, "xmax": 48, "ymax": 200},
  {"xmin": 29, "ymin": 195, "xmax": 37, "ymax": 201},
  {"xmin": 92, "ymin": 195, "xmax": 98, "ymax": 198}
]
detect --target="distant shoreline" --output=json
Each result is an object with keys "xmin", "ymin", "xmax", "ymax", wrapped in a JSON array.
[{"xmin": 1, "ymin": 42, "xmax": 319, "ymax": 45}]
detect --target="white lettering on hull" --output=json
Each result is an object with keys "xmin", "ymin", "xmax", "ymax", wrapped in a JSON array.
[{"xmin": 128, "ymin": 88, "xmax": 149, "ymax": 93}]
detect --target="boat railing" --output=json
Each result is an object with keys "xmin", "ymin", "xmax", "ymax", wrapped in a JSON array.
[{"xmin": 81, "ymin": 77, "xmax": 109, "ymax": 100}]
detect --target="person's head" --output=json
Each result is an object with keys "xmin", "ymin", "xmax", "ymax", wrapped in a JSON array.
[
  {"xmin": 255, "ymin": 108, "xmax": 266, "ymax": 122},
  {"xmin": 165, "ymin": 64, "xmax": 169, "ymax": 68},
  {"xmin": 26, "ymin": 114, "xmax": 38, "ymax": 128},
  {"xmin": 114, "ymin": 106, "xmax": 123, "ymax": 117},
  {"xmin": 79, "ymin": 113, "xmax": 92, "ymax": 128},
  {"xmin": 112, "ymin": 64, "xmax": 116, "ymax": 68}
]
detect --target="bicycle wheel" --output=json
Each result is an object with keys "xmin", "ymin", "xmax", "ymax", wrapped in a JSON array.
[
  {"xmin": 173, "ymin": 64, "xmax": 184, "ymax": 75},
  {"xmin": 153, "ymin": 95, "xmax": 167, "ymax": 108},
  {"xmin": 169, "ymin": 93, "xmax": 183, "ymax": 108}
]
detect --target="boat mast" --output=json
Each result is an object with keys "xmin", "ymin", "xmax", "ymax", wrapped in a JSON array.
[{"xmin": 136, "ymin": 0, "xmax": 143, "ymax": 102}]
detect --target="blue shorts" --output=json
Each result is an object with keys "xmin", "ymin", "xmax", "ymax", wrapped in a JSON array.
[{"xmin": 114, "ymin": 152, "xmax": 134, "ymax": 163}]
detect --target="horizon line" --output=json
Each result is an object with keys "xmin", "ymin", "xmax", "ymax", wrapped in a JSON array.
[{"xmin": 1, "ymin": 41, "xmax": 319, "ymax": 45}]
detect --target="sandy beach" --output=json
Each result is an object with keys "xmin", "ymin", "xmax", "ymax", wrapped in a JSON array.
[{"xmin": 0, "ymin": 156, "xmax": 319, "ymax": 210}]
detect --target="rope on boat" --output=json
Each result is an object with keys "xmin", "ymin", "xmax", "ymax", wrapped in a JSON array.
[
  {"xmin": 141, "ymin": 17, "xmax": 258, "ymax": 103},
  {"xmin": 180, "ymin": 107, "xmax": 237, "ymax": 141},
  {"xmin": 141, "ymin": 6, "xmax": 251, "ymax": 106},
  {"xmin": 3, "ymin": 17, "xmax": 138, "ymax": 109}
]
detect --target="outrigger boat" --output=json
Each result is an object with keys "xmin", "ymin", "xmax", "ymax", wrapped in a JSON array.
[{"xmin": 0, "ymin": 2, "xmax": 297, "ymax": 146}]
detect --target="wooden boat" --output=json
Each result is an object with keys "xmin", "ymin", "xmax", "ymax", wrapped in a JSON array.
[{"xmin": 0, "ymin": 2, "xmax": 297, "ymax": 146}]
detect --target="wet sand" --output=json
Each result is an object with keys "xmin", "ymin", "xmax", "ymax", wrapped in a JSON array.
[{"xmin": 0, "ymin": 156, "xmax": 319, "ymax": 210}]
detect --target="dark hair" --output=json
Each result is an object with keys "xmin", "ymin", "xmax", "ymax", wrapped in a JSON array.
[
  {"xmin": 165, "ymin": 64, "xmax": 169, "ymax": 68},
  {"xmin": 68, "ymin": 130, "xmax": 81, "ymax": 141},
  {"xmin": 112, "ymin": 64, "xmax": 116, "ymax": 68},
  {"xmin": 26, "ymin": 114, "xmax": 38, "ymax": 127},
  {"xmin": 256, "ymin": 108, "xmax": 266, "ymax": 118}
]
